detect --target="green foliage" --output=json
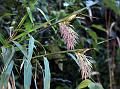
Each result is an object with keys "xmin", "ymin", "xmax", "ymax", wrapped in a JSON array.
[
  {"xmin": 26, "ymin": 7, "xmax": 34, "ymax": 25},
  {"xmin": 88, "ymin": 83, "xmax": 104, "ymax": 89},
  {"xmin": 103, "ymin": 0, "xmax": 120, "ymax": 15},
  {"xmin": 43, "ymin": 57, "xmax": 51, "ymax": 89},
  {"xmin": 0, "ymin": 0, "xmax": 120, "ymax": 89},
  {"xmin": 77, "ymin": 79, "xmax": 104, "ymax": 89},
  {"xmin": 24, "ymin": 60, "xmax": 32, "ymax": 89},
  {"xmin": 77, "ymin": 79, "xmax": 92, "ymax": 89},
  {"xmin": 0, "ymin": 61, "xmax": 14, "ymax": 89}
]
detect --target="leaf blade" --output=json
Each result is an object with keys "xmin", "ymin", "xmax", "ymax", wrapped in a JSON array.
[
  {"xmin": 0, "ymin": 61, "xmax": 14, "ymax": 89},
  {"xmin": 13, "ymin": 41, "xmax": 28, "ymax": 59},
  {"xmin": 24, "ymin": 60, "xmax": 32, "ymax": 89},
  {"xmin": 77, "ymin": 79, "xmax": 92, "ymax": 89},
  {"xmin": 43, "ymin": 57, "xmax": 51, "ymax": 89},
  {"xmin": 28, "ymin": 36, "xmax": 35, "ymax": 61}
]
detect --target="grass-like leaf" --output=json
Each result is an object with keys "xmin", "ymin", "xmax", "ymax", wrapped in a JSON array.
[
  {"xmin": 28, "ymin": 36, "xmax": 35, "ymax": 61},
  {"xmin": 43, "ymin": 57, "xmax": 51, "ymax": 89},
  {"xmin": 26, "ymin": 7, "xmax": 34, "ymax": 25},
  {"xmin": 24, "ymin": 60, "xmax": 32, "ymax": 89},
  {"xmin": 0, "ymin": 33, "xmax": 7, "ymax": 46},
  {"xmin": 1, "ymin": 46, "xmax": 15, "ymax": 71},
  {"xmin": 0, "ymin": 61, "xmax": 14, "ymax": 89},
  {"xmin": 37, "ymin": 8, "xmax": 56, "ymax": 32},
  {"xmin": 13, "ymin": 41, "xmax": 28, "ymax": 59},
  {"xmin": 68, "ymin": 53, "xmax": 80, "ymax": 66}
]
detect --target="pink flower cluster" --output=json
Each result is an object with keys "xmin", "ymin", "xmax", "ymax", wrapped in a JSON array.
[
  {"xmin": 75, "ymin": 52, "xmax": 92, "ymax": 79},
  {"xmin": 59, "ymin": 23, "xmax": 78, "ymax": 50}
]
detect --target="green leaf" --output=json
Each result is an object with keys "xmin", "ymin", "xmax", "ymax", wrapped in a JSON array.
[
  {"xmin": 12, "ymin": 31, "xmax": 29, "ymax": 40},
  {"xmin": 92, "ymin": 24, "xmax": 106, "ymax": 32},
  {"xmin": 13, "ymin": 41, "xmax": 28, "ymax": 59},
  {"xmin": 26, "ymin": 7, "xmax": 34, "ymax": 25},
  {"xmin": 28, "ymin": 36, "xmax": 35, "ymax": 61},
  {"xmin": 0, "ymin": 61, "xmax": 14, "ymax": 89},
  {"xmin": 77, "ymin": 79, "xmax": 92, "ymax": 89},
  {"xmin": 24, "ymin": 60, "xmax": 32, "ymax": 89},
  {"xmin": 16, "ymin": 14, "xmax": 28, "ymax": 29},
  {"xmin": 29, "ymin": 0, "xmax": 38, "ymax": 11},
  {"xmin": 0, "ymin": 33, "xmax": 7, "ymax": 46},
  {"xmin": 88, "ymin": 83, "xmax": 104, "ymax": 89},
  {"xmin": 1, "ymin": 46, "xmax": 15, "ymax": 70},
  {"xmin": 24, "ymin": 21, "xmax": 33, "ymax": 32},
  {"xmin": 37, "ymin": 8, "xmax": 56, "ymax": 33},
  {"xmin": 103, "ymin": 0, "xmax": 120, "ymax": 15},
  {"xmin": 68, "ymin": 53, "xmax": 80, "ymax": 67},
  {"xmin": 86, "ymin": 29, "xmax": 98, "ymax": 43},
  {"xmin": 43, "ymin": 57, "xmax": 51, "ymax": 89}
]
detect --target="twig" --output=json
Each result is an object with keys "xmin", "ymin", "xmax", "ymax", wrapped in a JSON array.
[{"xmin": 32, "ymin": 48, "xmax": 94, "ymax": 59}]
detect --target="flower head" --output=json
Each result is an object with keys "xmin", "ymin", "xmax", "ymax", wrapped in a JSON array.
[
  {"xmin": 75, "ymin": 52, "xmax": 92, "ymax": 79},
  {"xmin": 59, "ymin": 23, "xmax": 78, "ymax": 50}
]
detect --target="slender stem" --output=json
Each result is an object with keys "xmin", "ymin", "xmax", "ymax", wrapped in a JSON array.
[
  {"xmin": 97, "ymin": 38, "xmax": 115, "ymax": 45},
  {"xmin": 32, "ymin": 48, "xmax": 94, "ymax": 59}
]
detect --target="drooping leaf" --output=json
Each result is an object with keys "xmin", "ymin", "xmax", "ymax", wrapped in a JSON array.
[
  {"xmin": 68, "ymin": 53, "xmax": 80, "ymax": 67},
  {"xmin": 77, "ymin": 79, "xmax": 92, "ymax": 89},
  {"xmin": 43, "ymin": 57, "xmax": 51, "ymax": 89},
  {"xmin": 37, "ymin": 8, "xmax": 56, "ymax": 32},
  {"xmin": 88, "ymin": 83, "xmax": 104, "ymax": 89},
  {"xmin": 0, "ymin": 61, "xmax": 14, "ymax": 89},
  {"xmin": 24, "ymin": 60, "xmax": 32, "ymax": 89},
  {"xmin": 13, "ymin": 41, "xmax": 28, "ymax": 58},
  {"xmin": 37, "ymin": 8, "xmax": 49, "ymax": 22},
  {"xmin": 0, "ymin": 33, "xmax": 7, "ymax": 46},
  {"xmin": 1, "ymin": 46, "xmax": 15, "ymax": 70},
  {"xmin": 28, "ymin": 36, "xmax": 35, "ymax": 61},
  {"xmin": 26, "ymin": 7, "xmax": 34, "ymax": 25}
]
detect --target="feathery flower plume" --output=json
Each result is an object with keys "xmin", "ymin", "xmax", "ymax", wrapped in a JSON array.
[
  {"xmin": 59, "ymin": 23, "xmax": 78, "ymax": 50},
  {"xmin": 75, "ymin": 52, "xmax": 92, "ymax": 79}
]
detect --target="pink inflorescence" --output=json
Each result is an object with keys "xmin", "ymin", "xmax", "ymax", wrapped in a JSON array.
[
  {"xmin": 75, "ymin": 52, "xmax": 92, "ymax": 79},
  {"xmin": 59, "ymin": 23, "xmax": 78, "ymax": 50}
]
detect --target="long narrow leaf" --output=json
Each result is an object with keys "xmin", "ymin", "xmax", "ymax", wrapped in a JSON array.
[
  {"xmin": 0, "ymin": 61, "xmax": 14, "ymax": 89},
  {"xmin": 26, "ymin": 7, "xmax": 34, "ymax": 25},
  {"xmin": 24, "ymin": 60, "xmax": 32, "ymax": 89},
  {"xmin": 0, "ymin": 33, "xmax": 7, "ymax": 46},
  {"xmin": 68, "ymin": 53, "xmax": 80, "ymax": 67},
  {"xmin": 16, "ymin": 14, "xmax": 28, "ymax": 29},
  {"xmin": 1, "ymin": 46, "xmax": 15, "ymax": 71},
  {"xmin": 28, "ymin": 36, "xmax": 35, "ymax": 61},
  {"xmin": 37, "ymin": 8, "xmax": 56, "ymax": 32},
  {"xmin": 43, "ymin": 57, "xmax": 51, "ymax": 89},
  {"xmin": 13, "ymin": 41, "xmax": 28, "ymax": 59}
]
